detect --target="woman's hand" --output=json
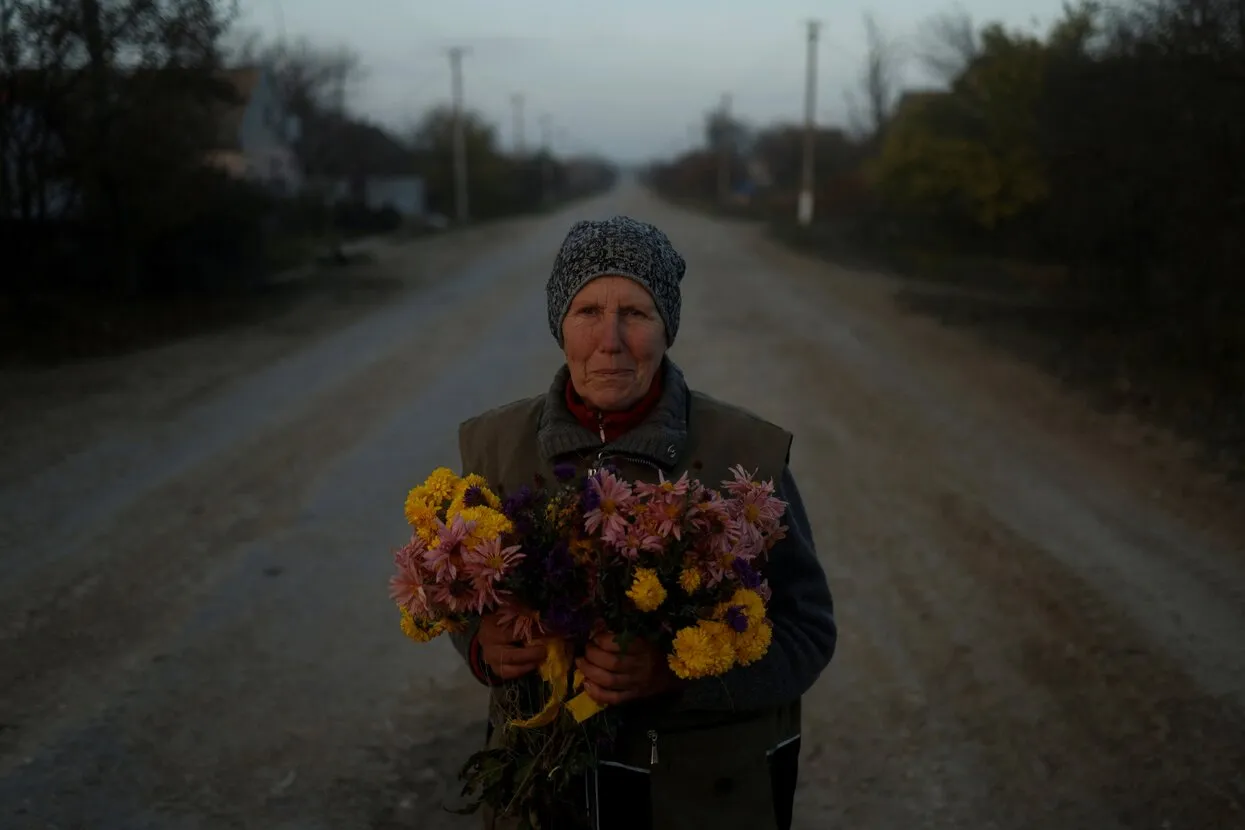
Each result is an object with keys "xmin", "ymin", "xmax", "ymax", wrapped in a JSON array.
[
  {"xmin": 576, "ymin": 631, "xmax": 679, "ymax": 705},
  {"xmin": 476, "ymin": 612, "xmax": 547, "ymax": 680}
]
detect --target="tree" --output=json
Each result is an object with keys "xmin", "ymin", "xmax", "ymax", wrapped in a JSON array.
[
  {"xmin": 917, "ymin": 6, "xmax": 981, "ymax": 83},
  {"xmin": 1, "ymin": 0, "xmax": 241, "ymax": 293},
  {"xmin": 410, "ymin": 105, "xmax": 529, "ymax": 218},
  {"xmin": 230, "ymin": 32, "xmax": 365, "ymax": 121},
  {"xmin": 869, "ymin": 21, "xmax": 1050, "ymax": 234},
  {"xmin": 851, "ymin": 13, "xmax": 902, "ymax": 141}
]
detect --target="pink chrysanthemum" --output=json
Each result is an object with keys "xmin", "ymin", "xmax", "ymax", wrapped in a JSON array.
[
  {"xmin": 603, "ymin": 520, "xmax": 664, "ymax": 560},
  {"xmin": 496, "ymin": 603, "xmax": 545, "ymax": 643},
  {"xmin": 427, "ymin": 575, "xmax": 478, "ymax": 614},
  {"xmin": 723, "ymin": 465, "xmax": 787, "ymax": 557},
  {"xmin": 462, "ymin": 538, "xmax": 525, "ymax": 613},
  {"xmin": 640, "ymin": 471, "xmax": 692, "ymax": 540},
  {"xmin": 389, "ymin": 548, "xmax": 431, "ymax": 617},
  {"xmin": 635, "ymin": 470, "xmax": 691, "ymax": 499},
  {"xmin": 687, "ymin": 491, "xmax": 732, "ymax": 536},
  {"xmin": 423, "ymin": 515, "xmax": 474, "ymax": 580},
  {"xmin": 392, "ymin": 533, "xmax": 428, "ymax": 569},
  {"xmin": 584, "ymin": 471, "xmax": 634, "ymax": 538}
]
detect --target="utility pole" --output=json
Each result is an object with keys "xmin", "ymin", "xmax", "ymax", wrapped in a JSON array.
[
  {"xmin": 539, "ymin": 113, "xmax": 554, "ymax": 206},
  {"xmin": 717, "ymin": 92, "xmax": 732, "ymax": 206},
  {"xmin": 331, "ymin": 64, "xmax": 349, "ymax": 261},
  {"xmin": 798, "ymin": 20, "xmax": 821, "ymax": 227},
  {"xmin": 511, "ymin": 93, "xmax": 526, "ymax": 156},
  {"xmin": 448, "ymin": 46, "xmax": 470, "ymax": 223}
]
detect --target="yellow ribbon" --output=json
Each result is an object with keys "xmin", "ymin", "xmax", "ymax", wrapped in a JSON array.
[{"xmin": 508, "ymin": 641, "xmax": 606, "ymax": 727}]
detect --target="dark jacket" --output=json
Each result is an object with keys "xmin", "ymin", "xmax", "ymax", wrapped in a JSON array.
[{"xmin": 452, "ymin": 359, "xmax": 837, "ymax": 830}]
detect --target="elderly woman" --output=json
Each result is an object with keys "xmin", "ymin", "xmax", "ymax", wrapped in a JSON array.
[{"xmin": 450, "ymin": 215, "xmax": 836, "ymax": 830}]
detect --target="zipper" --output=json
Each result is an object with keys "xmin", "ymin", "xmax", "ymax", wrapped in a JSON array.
[
  {"xmin": 648, "ymin": 729, "xmax": 659, "ymax": 765},
  {"xmin": 596, "ymin": 411, "xmax": 607, "ymax": 443}
]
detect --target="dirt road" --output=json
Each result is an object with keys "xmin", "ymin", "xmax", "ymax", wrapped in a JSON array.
[{"xmin": 2, "ymin": 182, "xmax": 1243, "ymax": 829}]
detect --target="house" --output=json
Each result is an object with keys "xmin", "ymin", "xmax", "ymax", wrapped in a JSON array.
[
  {"xmin": 2, "ymin": 64, "xmax": 304, "ymax": 220},
  {"xmin": 204, "ymin": 66, "xmax": 303, "ymax": 194},
  {"xmin": 300, "ymin": 116, "xmax": 425, "ymax": 218}
]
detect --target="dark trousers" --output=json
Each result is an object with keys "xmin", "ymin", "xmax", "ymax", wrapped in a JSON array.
[
  {"xmin": 484, "ymin": 722, "xmax": 800, "ymax": 829},
  {"xmin": 583, "ymin": 737, "xmax": 801, "ymax": 830}
]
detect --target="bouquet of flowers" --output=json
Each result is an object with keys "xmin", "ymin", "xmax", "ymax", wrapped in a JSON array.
[{"xmin": 387, "ymin": 461, "xmax": 788, "ymax": 825}]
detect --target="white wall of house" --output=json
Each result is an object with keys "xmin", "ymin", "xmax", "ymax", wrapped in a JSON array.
[
  {"xmin": 235, "ymin": 69, "xmax": 302, "ymax": 195},
  {"xmin": 311, "ymin": 175, "xmax": 426, "ymax": 218},
  {"xmin": 364, "ymin": 176, "xmax": 425, "ymax": 216}
]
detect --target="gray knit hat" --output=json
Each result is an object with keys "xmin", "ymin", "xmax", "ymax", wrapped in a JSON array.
[{"xmin": 546, "ymin": 215, "xmax": 686, "ymax": 346}]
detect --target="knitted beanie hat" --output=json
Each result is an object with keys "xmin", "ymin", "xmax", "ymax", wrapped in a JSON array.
[{"xmin": 546, "ymin": 215, "xmax": 686, "ymax": 347}]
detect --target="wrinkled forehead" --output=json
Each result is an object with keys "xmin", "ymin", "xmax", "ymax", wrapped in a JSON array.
[{"xmin": 569, "ymin": 275, "xmax": 658, "ymax": 309}]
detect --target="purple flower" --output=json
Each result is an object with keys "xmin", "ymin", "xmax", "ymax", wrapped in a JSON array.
[
  {"xmin": 462, "ymin": 486, "xmax": 485, "ymax": 507},
  {"xmin": 553, "ymin": 462, "xmax": 577, "ymax": 482},
  {"xmin": 732, "ymin": 558, "xmax": 762, "ymax": 589},
  {"xmin": 724, "ymin": 605, "xmax": 749, "ymax": 633},
  {"xmin": 580, "ymin": 479, "xmax": 602, "ymax": 512},
  {"xmin": 510, "ymin": 514, "xmax": 535, "ymax": 539},
  {"xmin": 545, "ymin": 540, "xmax": 574, "ymax": 582},
  {"xmin": 501, "ymin": 485, "xmax": 534, "ymax": 518},
  {"xmin": 545, "ymin": 599, "xmax": 576, "ymax": 632}
]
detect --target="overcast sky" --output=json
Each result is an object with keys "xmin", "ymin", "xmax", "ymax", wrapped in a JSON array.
[{"xmin": 235, "ymin": 0, "xmax": 1071, "ymax": 163}]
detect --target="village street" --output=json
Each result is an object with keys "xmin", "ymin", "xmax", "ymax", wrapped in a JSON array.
[{"xmin": 1, "ymin": 182, "xmax": 1243, "ymax": 829}]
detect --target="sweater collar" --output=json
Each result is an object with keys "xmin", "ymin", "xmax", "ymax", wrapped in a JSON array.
[
  {"xmin": 564, "ymin": 367, "xmax": 665, "ymax": 444},
  {"xmin": 537, "ymin": 358, "xmax": 689, "ymax": 469}
]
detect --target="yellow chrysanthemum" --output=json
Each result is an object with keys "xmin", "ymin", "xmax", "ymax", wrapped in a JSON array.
[
  {"xmin": 404, "ymin": 495, "xmax": 441, "ymax": 538},
  {"xmin": 446, "ymin": 481, "xmax": 503, "ymax": 522},
  {"xmin": 626, "ymin": 568, "xmax": 667, "ymax": 612},
  {"xmin": 423, "ymin": 467, "xmax": 460, "ymax": 504},
  {"xmin": 715, "ymin": 587, "xmax": 766, "ymax": 626},
  {"xmin": 399, "ymin": 607, "xmax": 445, "ymax": 643},
  {"xmin": 570, "ymin": 535, "xmax": 596, "ymax": 564},
  {"xmin": 735, "ymin": 618, "xmax": 773, "ymax": 666},
  {"xmin": 668, "ymin": 620, "xmax": 737, "ymax": 679},
  {"xmin": 450, "ymin": 474, "xmax": 501, "ymax": 510},
  {"xmin": 404, "ymin": 486, "xmax": 438, "ymax": 520},
  {"xmin": 456, "ymin": 505, "xmax": 514, "ymax": 544},
  {"xmin": 679, "ymin": 567, "xmax": 702, "ymax": 594}
]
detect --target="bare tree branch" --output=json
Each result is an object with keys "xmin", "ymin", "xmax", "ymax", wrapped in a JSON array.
[
  {"xmin": 859, "ymin": 13, "xmax": 903, "ymax": 139},
  {"xmin": 918, "ymin": 5, "xmax": 980, "ymax": 82}
]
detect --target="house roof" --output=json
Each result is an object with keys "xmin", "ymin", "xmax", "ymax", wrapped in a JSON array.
[
  {"xmin": 298, "ymin": 113, "xmax": 414, "ymax": 177},
  {"xmin": 893, "ymin": 89, "xmax": 948, "ymax": 117}
]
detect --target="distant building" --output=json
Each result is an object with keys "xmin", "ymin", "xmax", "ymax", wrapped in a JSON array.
[
  {"xmin": 204, "ymin": 66, "xmax": 303, "ymax": 195},
  {"xmin": 300, "ymin": 116, "xmax": 425, "ymax": 218}
]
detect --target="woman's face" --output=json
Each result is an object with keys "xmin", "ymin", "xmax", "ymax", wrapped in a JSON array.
[{"xmin": 562, "ymin": 275, "xmax": 667, "ymax": 412}]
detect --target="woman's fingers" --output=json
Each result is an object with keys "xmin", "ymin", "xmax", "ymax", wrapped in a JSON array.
[
  {"xmin": 576, "ymin": 657, "xmax": 627, "ymax": 690},
  {"xmin": 484, "ymin": 642, "xmax": 547, "ymax": 678},
  {"xmin": 584, "ymin": 642, "xmax": 626, "ymax": 673}
]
